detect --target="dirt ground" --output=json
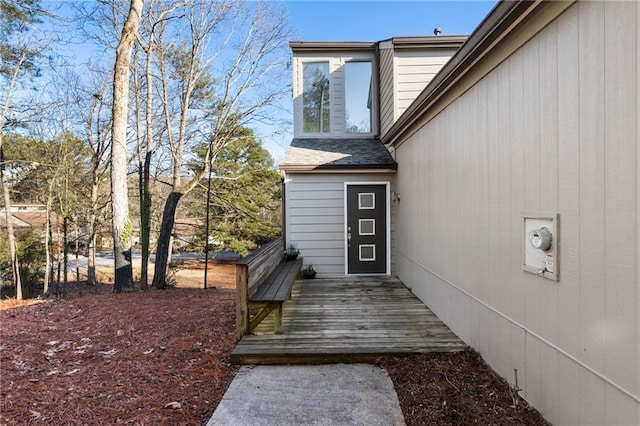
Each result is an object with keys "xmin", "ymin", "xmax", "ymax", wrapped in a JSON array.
[
  {"xmin": 1, "ymin": 265, "xmax": 548, "ymax": 425},
  {"xmin": 92, "ymin": 259, "xmax": 237, "ymax": 290}
]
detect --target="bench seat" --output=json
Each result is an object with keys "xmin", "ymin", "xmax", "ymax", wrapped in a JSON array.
[
  {"xmin": 236, "ymin": 238, "xmax": 303, "ymax": 339},
  {"xmin": 247, "ymin": 258, "xmax": 302, "ymax": 334},
  {"xmin": 250, "ymin": 258, "xmax": 302, "ymax": 303}
]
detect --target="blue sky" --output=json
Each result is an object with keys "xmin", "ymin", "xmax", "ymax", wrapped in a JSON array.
[
  {"xmin": 265, "ymin": 0, "xmax": 497, "ymax": 162},
  {"xmin": 284, "ymin": 1, "xmax": 497, "ymax": 41}
]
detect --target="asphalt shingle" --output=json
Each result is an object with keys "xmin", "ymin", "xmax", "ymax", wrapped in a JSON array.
[{"xmin": 280, "ymin": 138, "xmax": 397, "ymax": 170}]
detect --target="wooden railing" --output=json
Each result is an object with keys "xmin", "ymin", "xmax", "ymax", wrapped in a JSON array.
[{"xmin": 235, "ymin": 237, "xmax": 284, "ymax": 339}]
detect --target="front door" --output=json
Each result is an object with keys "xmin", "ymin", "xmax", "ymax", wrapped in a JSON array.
[{"xmin": 346, "ymin": 183, "xmax": 388, "ymax": 274}]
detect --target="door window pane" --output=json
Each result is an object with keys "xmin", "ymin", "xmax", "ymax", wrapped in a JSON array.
[
  {"xmin": 359, "ymin": 245, "xmax": 376, "ymax": 261},
  {"xmin": 359, "ymin": 219, "xmax": 375, "ymax": 235},
  {"xmin": 344, "ymin": 61, "xmax": 372, "ymax": 133},
  {"xmin": 303, "ymin": 62, "xmax": 331, "ymax": 133},
  {"xmin": 358, "ymin": 193, "xmax": 375, "ymax": 209}
]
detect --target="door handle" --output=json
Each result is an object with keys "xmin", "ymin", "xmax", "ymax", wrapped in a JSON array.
[{"xmin": 347, "ymin": 226, "xmax": 352, "ymax": 245}]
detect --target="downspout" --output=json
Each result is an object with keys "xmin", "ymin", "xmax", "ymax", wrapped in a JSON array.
[
  {"xmin": 280, "ymin": 171, "xmax": 286, "ymax": 253},
  {"xmin": 375, "ymin": 41, "xmax": 381, "ymax": 138}
]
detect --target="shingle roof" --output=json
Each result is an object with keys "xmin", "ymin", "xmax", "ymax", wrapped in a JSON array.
[{"xmin": 280, "ymin": 138, "xmax": 397, "ymax": 171}]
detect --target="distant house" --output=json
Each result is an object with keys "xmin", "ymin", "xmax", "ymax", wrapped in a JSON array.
[
  {"xmin": 281, "ymin": 1, "xmax": 640, "ymax": 424},
  {"xmin": 0, "ymin": 204, "xmax": 64, "ymax": 245}
]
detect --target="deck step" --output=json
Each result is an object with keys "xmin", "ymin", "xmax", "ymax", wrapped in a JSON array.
[{"xmin": 231, "ymin": 277, "xmax": 466, "ymax": 365}]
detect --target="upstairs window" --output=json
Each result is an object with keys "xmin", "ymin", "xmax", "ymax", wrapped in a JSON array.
[
  {"xmin": 344, "ymin": 61, "xmax": 372, "ymax": 133},
  {"xmin": 303, "ymin": 62, "xmax": 331, "ymax": 133},
  {"xmin": 294, "ymin": 53, "xmax": 377, "ymax": 137}
]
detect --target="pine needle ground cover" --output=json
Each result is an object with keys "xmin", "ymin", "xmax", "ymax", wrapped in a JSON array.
[{"xmin": 2, "ymin": 281, "xmax": 547, "ymax": 425}]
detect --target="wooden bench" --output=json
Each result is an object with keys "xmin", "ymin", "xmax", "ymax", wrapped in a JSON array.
[{"xmin": 235, "ymin": 237, "xmax": 302, "ymax": 339}]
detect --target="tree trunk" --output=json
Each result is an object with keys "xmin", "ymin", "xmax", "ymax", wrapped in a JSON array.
[
  {"xmin": 139, "ymin": 151, "xmax": 151, "ymax": 290},
  {"xmin": 139, "ymin": 39, "xmax": 155, "ymax": 291},
  {"xmin": 0, "ymin": 144, "xmax": 22, "ymax": 300},
  {"xmin": 43, "ymin": 210, "xmax": 50, "ymax": 296},
  {"xmin": 110, "ymin": 0, "xmax": 143, "ymax": 293},
  {"xmin": 62, "ymin": 215, "xmax": 68, "ymax": 298},
  {"xmin": 87, "ymin": 234, "xmax": 97, "ymax": 287},
  {"xmin": 151, "ymin": 191, "xmax": 182, "ymax": 289},
  {"xmin": 75, "ymin": 226, "xmax": 80, "ymax": 287},
  {"xmin": 87, "ymin": 172, "xmax": 99, "ymax": 286},
  {"xmin": 43, "ymin": 184, "xmax": 55, "ymax": 297},
  {"xmin": 48, "ymin": 224, "xmax": 54, "ymax": 295}
]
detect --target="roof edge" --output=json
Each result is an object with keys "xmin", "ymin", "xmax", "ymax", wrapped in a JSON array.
[
  {"xmin": 383, "ymin": 0, "xmax": 565, "ymax": 146},
  {"xmin": 390, "ymin": 35, "xmax": 468, "ymax": 48},
  {"xmin": 290, "ymin": 41, "xmax": 377, "ymax": 52},
  {"xmin": 280, "ymin": 163, "xmax": 397, "ymax": 173}
]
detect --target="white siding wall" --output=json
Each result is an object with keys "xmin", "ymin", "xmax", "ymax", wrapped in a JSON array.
[
  {"xmin": 395, "ymin": 2, "xmax": 640, "ymax": 425},
  {"xmin": 394, "ymin": 49, "xmax": 459, "ymax": 117},
  {"xmin": 285, "ymin": 173, "xmax": 396, "ymax": 276},
  {"xmin": 329, "ymin": 60, "xmax": 345, "ymax": 135},
  {"xmin": 379, "ymin": 47, "xmax": 395, "ymax": 137}
]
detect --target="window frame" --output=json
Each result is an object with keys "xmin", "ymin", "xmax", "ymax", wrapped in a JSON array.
[
  {"xmin": 294, "ymin": 52, "xmax": 378, "ymax": 138},
  {"xmin": 301, "ymin": 61, "xmax": 332, "ymax": 134}
]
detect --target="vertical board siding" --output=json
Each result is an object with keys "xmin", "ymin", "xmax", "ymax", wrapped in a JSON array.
[
  {"xmin": 379, "ymin": 47, "xmax": 395, "ymax": 137},
  {"xmin": 637, "ymin": 3, "xmax": 640, "ymax": 424},
  {"xmin": 394, "ymin": 2, "xmax": 639, "ymax": 425},
  {"xmin": 286, "ymin": 173, "xmax": 396, "ymax": 276},
  {"xmin": 603, "ymin": 0, "xmax": 637, "ymax": 396},
  {"xmin": 556, "ymin": 6, "xmax": 582, "ymax": 424}
]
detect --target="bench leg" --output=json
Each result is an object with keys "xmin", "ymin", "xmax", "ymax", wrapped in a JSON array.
[{"xmin": 273, "ymin": 304, "xmax": 282, "ymax": 334}]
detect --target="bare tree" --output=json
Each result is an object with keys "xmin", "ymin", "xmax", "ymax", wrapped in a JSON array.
[
  {"xmin": 0, "ymin": 50, "xmax": 26, "ymax": 298},
  {"xmin": 83, "ymin": 72, "xmax": 112, "ymax": 287},
  {"xmin": 0, "ymin": 0, "xmax": 45, "ymax": 299},
  {"xmin": 110, "ymin": 0, "xmax": 143, "ymax": 293},
  {"xmin": 151, "ymin": 0, "xmax": 291, "ymax": 288},
  {"xmin": 133, "ymin": 0, "xmax": 182, "ymax": 290},
  {"xmin": 59, "ymin": 67, "xmax": 113, "ymax": 287}
]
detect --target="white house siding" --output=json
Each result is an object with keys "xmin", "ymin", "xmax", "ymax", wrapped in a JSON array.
[
  {"xmin": 394, "ymin": 2, "xmax": 639, "ymax": 425},
  {"xmin": 285, "ymin": 173, "xmax": 396, "ymax": 276},
  {"xmin": 394, "ymin": 49, "xmax": 459, "ymax": 118},
  {"xmin": 329, "ymin": 60, "xmax": 345, "ymax": 135},
  {"xmin": 379, "ymin": 46, "xmax": 395, "ymax": 137}
]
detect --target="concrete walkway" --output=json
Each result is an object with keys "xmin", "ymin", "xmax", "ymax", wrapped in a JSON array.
[{"xmin": 207, "ymin": 364, "xmax": 405, "ymax": 425}]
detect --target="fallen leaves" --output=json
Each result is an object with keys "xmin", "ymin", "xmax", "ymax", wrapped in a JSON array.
[
  {"xmin": 0, "ymin": 284, "xmax": 238, "ymax": 425},
  {"xmin": 98, "ymin": 349, "xmax": 118, "ymax": 358}
]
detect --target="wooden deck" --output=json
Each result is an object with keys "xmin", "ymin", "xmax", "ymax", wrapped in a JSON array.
[{"xmin": 231, "ymin": 276, "xmax": 466, "ymax": 365}]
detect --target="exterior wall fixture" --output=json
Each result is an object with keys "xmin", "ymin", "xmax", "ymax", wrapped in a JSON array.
[{"xmin": 522, "ymin": 213, "xmax": 559, "ymax": 281}]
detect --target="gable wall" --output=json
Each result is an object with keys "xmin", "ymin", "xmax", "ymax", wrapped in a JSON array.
[
  {"xmin": 379, "ymin": 46, "xmax": 395, "ymax": 137},
  {"xmin": 285, "ymin": 173, "xmax": 396, "ymax": 276},
  {"xmin": 394, "ymin": 49, "xmax": 459, "ymax": 118},
  {"xmin": 394, "ymin": 1, "xmax": 639, "ymax": 424}
]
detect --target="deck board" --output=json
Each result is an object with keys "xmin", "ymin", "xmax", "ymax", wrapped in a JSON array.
[{"xmin": 231, "ymin": 276, "xmax": 467, "ymax": 364}]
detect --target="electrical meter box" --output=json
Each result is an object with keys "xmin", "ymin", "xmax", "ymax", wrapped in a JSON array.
[{"xmin": 523, "ymin": 213, "xmax": 559, "ymax": 281}]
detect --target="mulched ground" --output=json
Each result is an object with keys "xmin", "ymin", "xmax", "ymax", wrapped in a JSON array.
[
  {"xmin": 377, "ymin": 352, "xmax": 549, "ymax": 425},
  {"xmin": 0, "ymin": 283, "xmax": 237, "ymax": 425},
  {"xmin": 1, "ymin": 283, "xmax": 548, "ymax": 425}
]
